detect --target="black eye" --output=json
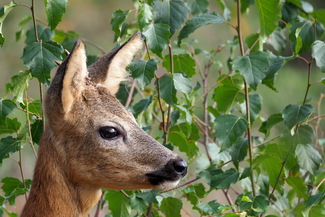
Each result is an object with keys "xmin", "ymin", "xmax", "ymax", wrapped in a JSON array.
[{"xmin": 99, "ymin": 127, "xmax": 120, "ymax": 140}]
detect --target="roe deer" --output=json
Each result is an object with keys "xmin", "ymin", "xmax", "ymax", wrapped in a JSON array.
[{"xmin": 21, "ymin": 32, "xmax": 187, "ymax": 217}]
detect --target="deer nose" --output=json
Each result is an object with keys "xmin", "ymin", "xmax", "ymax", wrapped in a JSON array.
[{"xmin": 172, "ymin": 158, "xmax": 187, "ymax": 177}]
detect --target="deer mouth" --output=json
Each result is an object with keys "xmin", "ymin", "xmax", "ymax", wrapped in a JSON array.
[{"xmin": 146, "ymin": 157, "xmax": 187, "ymax": 186}]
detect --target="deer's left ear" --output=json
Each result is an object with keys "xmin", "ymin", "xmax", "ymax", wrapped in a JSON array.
[
  {"xmin": 88, "ymin": 32, "xmax": 144, "ymax": 95},
  {"xmin": 61, "ymin": 40, "xmax": 88, "ymax": 114}
]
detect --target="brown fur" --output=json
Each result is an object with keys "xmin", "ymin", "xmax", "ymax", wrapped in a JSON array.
[{"xmin": 21, "ymin": 33, "xmax": 187, "ymax": 217}]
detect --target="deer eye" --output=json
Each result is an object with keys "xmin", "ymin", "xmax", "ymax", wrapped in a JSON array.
[{"xmin": 99, "ymin": 127, "xmax": 120, "ymax": 140}]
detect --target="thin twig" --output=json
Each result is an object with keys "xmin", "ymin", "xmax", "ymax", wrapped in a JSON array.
[
  {"xmin": 82, "ymin": 38, "xmax": 107, "ymax": 55},
  {"xmin": 203, "ymin": 66, "xmax": 213, "ymax": 164},
  {"xmin": 18, "ymin": 150, "xmax": 28, "ymax": 201},
  {"xmin": 312, "ymin": 177, "xmax": 325, "ymax": 195},
  {"xmin": 253, "ymin": 135, "xmax": 281, "ymax": 148},
  {"xmin": 236, "ymin": 0, "xmax": 255, "ymax": 197},
  {"xmin": 222, "ymin": 189, "xmax": 237, "ymax": 212},
  {"xmin": 125, "ymin": 79, "xmax": 137, "ymax": 108}
]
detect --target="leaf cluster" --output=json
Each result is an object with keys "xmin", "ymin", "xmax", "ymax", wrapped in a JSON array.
[{"xmin": 0, "ymin": 0, "xmax": 324, "ymax": 216}]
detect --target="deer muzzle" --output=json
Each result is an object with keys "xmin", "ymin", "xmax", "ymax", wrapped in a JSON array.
[{"xmin": 146, "ymin": 156, "xmax": 187, "ymax": 187}]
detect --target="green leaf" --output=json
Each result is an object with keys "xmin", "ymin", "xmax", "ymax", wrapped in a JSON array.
[
  {"xmin": 168, "ymin": 128, "xmax": 198, "ymax": 158},
  {"xmin": 186, "ymin": 0, "xmax": 209, "ymax": 15},
  {"xmin": 143, "ymin": 23, "xmax": 171, "ymax": 57},
  {"xmin": 178, "ymin": 13, "xmax": 224, "ymax": 46},
  {"xmin": 214, "ymin": 84, "xmax": 241, "ymax": 113},
  {"xmin": 230, "ymin": 138, "xmax": 248, "ymax": 169},
  {"xmin": 129, "ymin": 59, "xmax": 158, "ymax": 89},
  {"xmin": 15, "ymin": 15, "xmax": 32, "ymax": 42},
  {"xmin": 0, "ymin": 137, "xmax": 20, "ymax": 164},
  {"xmin": 0, "ymin": 1, "xmax": 17, "ymax": 46},
  {"xmin": 28, "ymin": 100, "xmax": 42, "ymax": 116},
  {"xmin": 289, "ymin": 21, "xmax": 324, "ymax": 54},
  {"xmin": 160, "ymin": 197, "xmax": 182, "ymax": 217},
  {"xmin": 163, "ymin": 53, "xmax": 196, "ymax": 77},
  {"xmin": 296, "ymin": 125, "xmax": 314, "ymax": 145},
  {"xmin": 2, "ymin": 208, "xmax": 18, "ymax": 217},
  {"xmin": 260, "ymin": 155, "xmax": 284, "ymax": 189},
  {"xmin": 252, "ymin": 195, "xmax": 269, "ymax": 213},
  {"xmin": 312, "ymin": 40, "xmax": 325, "ymax": 72},
  {"xmin": 267, "ymin": 28, "xmax": 286, "ymax": 54},
  {"xmin": 136, "ymin": 189, "xmax": 159, "ymax": 203},
  {"xmin": 216, "ymin": 0, "xmax": 231, "ymax": 20},
  {"xmin": 182, "ymin": 184, "xmax": 206, "ymax": 204},
  {"xmin": 25, "ymin": 25, "xmax": 54, "ymax": 45},
  {"xmin": 309, "ymin": 204, "xmax": 325, "ymax": 217},
  {"xmin": 152, "ymin": 0, "xmax": 189, "ymax": 35},
  {"xmin": 281, "ymin": 2, "xmax": 299, "ymax": 25},
  {"xmin": 214, "ymin": 114, "xmax": 248, "ymax": 150},
  {"xmin": 1, "ymin": 177, "xmax": 31, "ymax": 205},
  {"xmin": 5, "ymin": 70, "xmax": 32, "ymax": 103},
  {"xmin": 196, "ymin": 200, "xmax": 224, "ymax": 215},
  {"xmin": 174, "ymin": 105, "xmax": 192, "ymax": 124},
  {"xmin": 138, "ymin": 3, "xmax": 153, "ymax": 31},
  {"xmin": 31, "ymin": 120, "xmax": 43, "ymax": 144},
  {"xmin": 44, "ymin": 0, "xmax": 68, "ymax": 30},
  {"xmin": 21, "ymin": 41, "xmax": 63, "ymax": 85},
  {"xmin": 111, "ymin": 9, "xmax": 130, "ymax": 39},
  {"xmin": 130, "ymin": 96, "xmax": 153, "ymax": 118},
  {"xmin": 311, "ymin": 9, "xmax": 325, "ymax": 27},
  {"xmin": 106, "ymin": 190, "xmax": 131, "ymax": 217},
  {"xmin": 249, "ymin": 93, "xmax": 262, "ymax": 123},
  {"xmin": 281, "ymin": 104, "xmax": 313, "ymax": 129},
  {"xmin": 259, "ymin": 113, "xmax": 283, "ymax": 135},
  {"xmin": 158, "ymin": 75, "xmax": 177, "ymax": 105},
  {"xmin": 210, "ymin": 168, "xmax": 239, "ymax": 189},
  {"xmin": 255, "ymin": 0, "xmax": 281, "ymax": 37},
  {"xmin": 173, "ymin": 73, "xmax": 192, "ymax": 94},
  {"xmin": 213, "ymin": 77, "xmax": 244, "ymax": 113},
  {"xmin": 306, "ymin": 193, "xmax": 325, "ymax": 208},
  {"xmin": 0, "ymin": 118, "xmax": 21, "ymax": 135},
  {"xmin": 295, "ymin": 144, "xmax": 322, "ymax": 175},
  {"xmin": 0, "ymin": 99, "xmax": 16, "ymax": 124},
  {"xmin": 286, "ymin": 176, "xmax": 308, "ymax": 199},
  {"xmin": 245, "ymin": 33, "xmax": 261, "ymax": 53},
  {"xmin": 262, "ymin": 53, "xmax": 287, "ymax": 91},
  {"xmin": 233, "ymin": 51, "xmax": 270, "ymax": 90}
]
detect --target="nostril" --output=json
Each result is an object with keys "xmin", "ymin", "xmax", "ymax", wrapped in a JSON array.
[{"xmin": 173, "ymin": 159, "xmax": 187, "ymax": 176}]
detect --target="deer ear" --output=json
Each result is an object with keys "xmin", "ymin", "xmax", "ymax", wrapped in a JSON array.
[
  {"xmin": 88, "ymin": 32, "xmax": 144, "ymax": 95},
  {"xmin": 61, "ymin": 40, "xmax": 88, "ymax": 114}
]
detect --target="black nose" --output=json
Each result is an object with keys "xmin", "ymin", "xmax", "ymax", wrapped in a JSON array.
[{"xmin": 172, "ymin": 158, "xmax": 187, "ymax": 177}]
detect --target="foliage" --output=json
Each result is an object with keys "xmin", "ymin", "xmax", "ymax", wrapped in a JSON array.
[{"xmin": 0, "ymin": 0, "xmax": 325, "ymax": 216}]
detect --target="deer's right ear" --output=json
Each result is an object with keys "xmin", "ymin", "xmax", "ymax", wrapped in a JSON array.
[{"xmin": 61, "ymin": 40, "xmax": 88, "ymax": 114}]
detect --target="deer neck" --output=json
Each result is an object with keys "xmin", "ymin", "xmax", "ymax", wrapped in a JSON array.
[{"xmin": 22, "ymin": 133, "xmax": 102, "ymax": 217}]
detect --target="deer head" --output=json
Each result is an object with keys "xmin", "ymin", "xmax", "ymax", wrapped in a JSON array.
[{"xmin": 44, "ymin": 32, "xmax": 187, "ymax": 190}]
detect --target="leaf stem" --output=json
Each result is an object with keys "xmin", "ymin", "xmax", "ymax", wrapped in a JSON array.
[
  {"xmin": 236, "ymin": 0, "xmax": 256, "ymax": 197},
  {"xmin": 17, "ymin": 3, "xmax": 31, "ymax": 9},
  {"xmin": 25, "ymin": 92, "xmax": 38, "ymax": 158},
  {"xmin": 18, "ymin": 150, "xmax": 28, "ymax": 201},
  {"xmin": 269, "ymin": 131, "xmax": 297, "ymax": 200},
  {"xmin": 31, "ymin": 0, "xmax": 39, "ymax": 42},
  {"xmin": 302, "ymin": 62, "xmax": 313, "ymax": 104}
]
